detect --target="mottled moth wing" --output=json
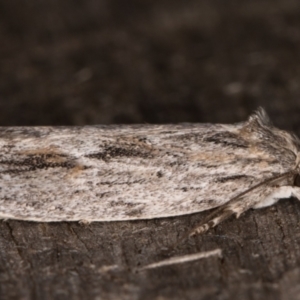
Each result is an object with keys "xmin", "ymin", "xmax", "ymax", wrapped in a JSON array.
[{"xmin": 0, "ymin": 109, "xmax": 298, "ymax": 222}]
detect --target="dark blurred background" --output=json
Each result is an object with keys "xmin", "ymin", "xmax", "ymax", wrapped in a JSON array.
[
  {"xmin": 2, "ymin": 1, "xmax": 300, "ymax": 299},
  {"xmin": 1, "ymin": 0, "xmax": 300, "ymax": 128}
]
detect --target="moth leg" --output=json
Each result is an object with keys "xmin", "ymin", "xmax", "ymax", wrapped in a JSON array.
[
  {"xmin": 253, "ymin": 186, "xmax": 300, "ymax": 208},
  {"xmin": 189, "ymin": 209, "xmax": 236, "ymax": 237},
  {"xmin": 189, "ymin": 186, "xmax": 300, "ymax": 237},
  {"xmin": 291, "ymin": 186, "xmax": 300, "ymax": 200},
  {"xmin": 189, "ymin": 201, "xmax": 251, "ymax": 237}
]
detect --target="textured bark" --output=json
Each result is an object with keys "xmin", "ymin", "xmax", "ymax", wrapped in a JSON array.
[
  {"xmin": 1, "ymin": 0, "xmax": 300, "ymax": 299},
  {"xmin": 1, "ymin": 204, "xmax": 300, "ymax": 300}
]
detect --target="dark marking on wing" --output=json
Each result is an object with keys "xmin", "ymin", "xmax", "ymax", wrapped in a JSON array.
[
  {"xmin": 197, "ymin": 199, "xmax": 219, "ymax": 206},
  {"xmin": 109, "ymin": 200, "xmax": 143, "ymax": 208},
  {"xmin": 0, "ymin": 153, "xmax": 76, "ymax": 173},
  {"xmin": 159, "ymin": 131, "xmax": 176, "ymax": 135},
  {"xmin": 125, "ymin": 208, "xmax": 145, "ymax": 217},
  {"xmin": 204, "ymin": 132, "xmax": 249, "ymax": 148},
  {"xmin": 175, "ymin": 186, "xmax": 209, "ymax": 192},
  {"xmin": 96, "ymin": 179, "xmax": 146, "ymax": 185},
  {"xmin": 176, "ymin": 132, "xmax": 206, "ymax": 142},
  {"xmin": 216, "ymin": 174, "xmax": 251, "ymax": 183},
  {"xmin": 156, "ymin": 171, "xmax": 163, "ymax": 178},
  {"xmin": 85, "ymin": 146, "xmax": 153, "ymax": 161}
]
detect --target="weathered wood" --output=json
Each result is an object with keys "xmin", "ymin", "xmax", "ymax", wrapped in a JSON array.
[
  {"xmin": 1, "ymin": 202, "xmax": 300, "ymax": 299},
  {"xmin": 1, "ymin": 0, "xmax": 300, "ymax": 299}
]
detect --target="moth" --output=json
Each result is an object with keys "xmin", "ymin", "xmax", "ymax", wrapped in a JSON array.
[{"xmin": 1, "ymin": 108, "xmax": 300, "ymax": 236}]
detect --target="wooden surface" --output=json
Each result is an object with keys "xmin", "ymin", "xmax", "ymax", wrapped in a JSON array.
[
  {"xmin": 1, "ymin": 0, "xmax": 300, "ymax": 299},
  {"xmin": 1, "ymin": 203, "xmax": 300, "ymax": 299}
]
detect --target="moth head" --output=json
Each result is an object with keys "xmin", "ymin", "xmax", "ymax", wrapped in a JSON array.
[{"xmin": 294, "ymin": 174, "xmax": 300, "ymax": 187}]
